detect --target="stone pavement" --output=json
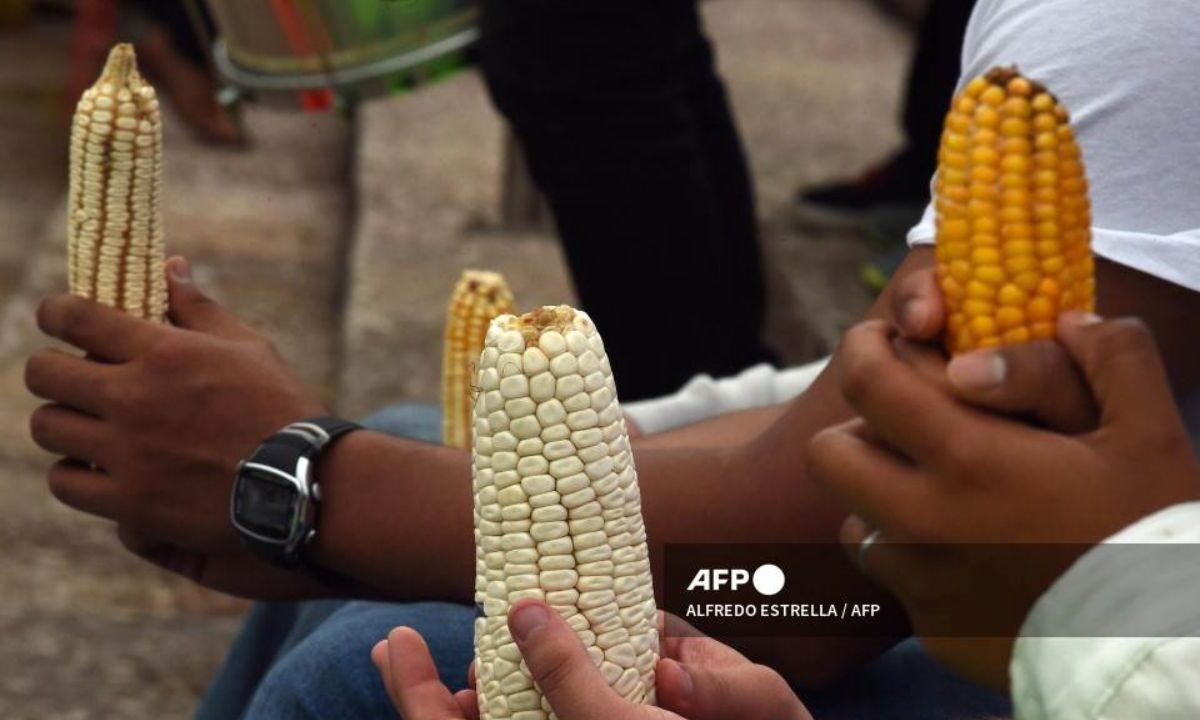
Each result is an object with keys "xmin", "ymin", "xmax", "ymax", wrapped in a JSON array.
[{"xmin": 0, "ymin": 0, "xmax": 909, "ymax": 715}]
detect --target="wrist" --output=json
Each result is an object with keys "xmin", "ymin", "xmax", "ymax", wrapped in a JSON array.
[
  {"xmin": 229, "ymin": 417, "xmax": 361, "ymax": 570},
  {"xmin": 306, "ymin": 428, "xmax": 373, "ymax": 573}
]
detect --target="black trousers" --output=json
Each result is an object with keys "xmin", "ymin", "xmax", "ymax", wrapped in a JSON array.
[
  {"xmin": 480, "ymin": 0, "xmax": 773, "ymax": 401},
  {"xmin": 898, "ymin": 0, "xmax": 979, "ymax": 180},
  {"xmin": 126, "ymin": 0, "xmax": 214, "ymax": 67},
  {"xmin": 479, "ymin": 0, "xmax": 977, "ymax": 401}
]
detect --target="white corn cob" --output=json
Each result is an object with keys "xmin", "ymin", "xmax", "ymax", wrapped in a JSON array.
[
  {"xmin": 443, "ymin": 270, "xmax": 516, "ymax": 449},
  {"xmin": 473, "ymin": 306, "xmax": 659, "ymax": 719},
  {"xmin": 68, "ymin": 43, "xmax": 168, "ymax": 322}
]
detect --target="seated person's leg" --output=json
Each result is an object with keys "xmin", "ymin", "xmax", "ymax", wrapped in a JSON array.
[
  {"xmin": 195, "ymin": 404, "xmax": 462, "ymax": 719},
  {"xmin": 194, "ymin": 601, "xmax": 346, "ymax": 720},
  {"xmin": 480, "ymin": 0, "xmax": 773, "ymax": 401},
  {"xmin": 243, "ymin": 601, "xmax": 475, "ymax": 720},
  {"xmin": 803, "ymin": 639, "xmax": 1012, "ymax": 720}
]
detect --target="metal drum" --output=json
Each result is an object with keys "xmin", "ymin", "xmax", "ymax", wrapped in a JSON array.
[{"xmin": 204, "ymin": 0, "xmax": 478, "ymax": 103}]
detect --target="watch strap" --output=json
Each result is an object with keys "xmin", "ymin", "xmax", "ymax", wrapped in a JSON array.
[
  {"xmin": 235, "ymin": 416, "xmax": 361, "ymax": 569},
  {"xmin": 279, "ymin": 417, "xmax": 361, "ymax": 459}
]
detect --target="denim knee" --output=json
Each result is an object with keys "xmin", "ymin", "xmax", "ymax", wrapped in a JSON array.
[{"xmin": 243, "ymin": 601, "xmax": 475, "ymax": 720}]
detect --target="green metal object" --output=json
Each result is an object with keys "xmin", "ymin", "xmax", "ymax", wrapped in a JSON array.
[{"xmin": 206, "ymin": 0, "xmax": 477, "ymax": 100}]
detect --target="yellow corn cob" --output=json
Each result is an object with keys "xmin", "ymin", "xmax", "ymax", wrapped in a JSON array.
[
  {"xmin": 443, "ymin": 271, "xmax": 516, "ymax": 448},
  {"xmin": 68, "ymin": 44, "xmax": 168, "ymax": 322},
  {"xmin": 472, "ymin": 306, "xmax": 659, "ymax": 719},
  {"xmin": 936, "ymin": 67, "xmax": 1094, "ymax": 354}
]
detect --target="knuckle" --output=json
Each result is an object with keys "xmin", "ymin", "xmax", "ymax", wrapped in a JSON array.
[
  {"xmin": 900, "ymin": 510, "xmax": 944, "ymax": 543},
  {"xmin": 45, "ymin": 463, "xmax": 74, "ymax": 505},
  {"xmin": 840, "ymin": 326, "xmax": 889, "ymax": 405},
  {"xmin": 806, "ymin": 428, "xmax": 843, "ymax": 482},
  {"xmin": 724, "ymin": 663, "xmax": 808, "ymax": 717},
  {"xmin": 1136, "ymin": 424, "xmax": 1192, "ymax": 463},
  {"xmin": 533, "ymin": 648, "xmax": 577, "ymax": 697},
  {"xmin": 936, "ymin": 440, "xmax": 977, "ymax": 479},
  {"xmin": 56, "ymin": 298, "xmax": 92, "ymax": 344},
  {"xmin": 1090, "ymin": 317, "xmax": 1155, "ymax": 362},
  {"xmin": 144, "ymin": 335, "xmax": 191, "ymax": 371},
  {"xmin": 1003, "ymin": 341, "xmax": 1063, "ymax": 393},
  {"xmin": 28, "ymin": 405, "xmax": 55, "ymax": 446},
  {"xmin": 23, "ymin": 352, "xmax": 48, "ymax": 395},
  {"xmin": 35, "ymin": 295, "xmax": 70, "ymax": 335}
]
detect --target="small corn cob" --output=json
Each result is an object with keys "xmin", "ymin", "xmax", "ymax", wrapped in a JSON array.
[
  {"xmin": 935, "ymin": 67, "xmax": 1094, "ymax": 354},
  {"xmin": 443, "ymin": 271, "xmax": 516, "ymax": 448},
  {"xmin": 68, "ymin": 44, "xmax": 168, "ymax": 322},
  {"xmin": 472, "ymin": 306, "xmax": 659, "ymax": 719}
]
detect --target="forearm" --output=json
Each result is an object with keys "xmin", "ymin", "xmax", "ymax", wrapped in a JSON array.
[
  {"xmin": 311, "ymin": 431, "xmax": 477, "ymax": 602},
  {"xmin": 307, "ymin": 252, "xmax": 931, "ymax": 599},
  {"xmin": 634, "ymin": 405, "xmax": 786, "ymax": 450}
]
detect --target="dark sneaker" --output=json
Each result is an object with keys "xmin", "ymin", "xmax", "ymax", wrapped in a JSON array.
[{"xmin": 794, "ymin": 153, "xmax": 930, "ymax": 231}]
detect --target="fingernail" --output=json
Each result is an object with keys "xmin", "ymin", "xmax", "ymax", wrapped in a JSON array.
[
  {"xmin": 510, "ymin": 602, "xmax": 551, "ymax": 642},
  {"xmin": 947, "ymin": 351, "xmax": 1007, "ymax": 390},
  {"xmin": 170, "ymin": 257, "xmax": 192, "ymax": 282},
  {"xmin": 902, "ymin": 299, "xmax": 929, "ymax": 333},
  {"xmin": 1059, "ymin": 310, "xmax": 1103, "ymax": 328}
]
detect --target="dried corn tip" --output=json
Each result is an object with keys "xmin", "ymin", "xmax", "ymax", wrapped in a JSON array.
[
  {"xmin": 473, "ymin": 306, "xmax": 659, "ymax": 719},
  {"xmin": 68, "ymin": 44, "xmax": 168, "ymax": 322},
  {"xmin": 443, "ymin": 271, "xmax": 516, "ymax": 449},
  {"xmin": 936, "ymin": 66, "xmax": 1094, "ymax": 353}
]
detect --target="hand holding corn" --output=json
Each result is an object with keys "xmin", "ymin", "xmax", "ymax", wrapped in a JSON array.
[
  {"xmin": 472, "ymin": 306, "xmax": 658, "ymax": 719},
  {"xmin": 373, "ymin": 602, "xmax": 816, "ymax": 720},
  {"xmin": 68, "ymin": 44, "xmax": 168, "ymax": 322},
  {"xmin": 936, "ymin": 67, "xmax": 1094, "ymax": 354}
]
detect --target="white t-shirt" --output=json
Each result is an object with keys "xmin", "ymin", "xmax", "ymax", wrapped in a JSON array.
[
  {"xmin": 630, "ymin": 0, "xmax": 1200, "ymax": 442},
  {"xmin": 907, "ymin": 0, "xmax": 1200, "ymax": 294}
]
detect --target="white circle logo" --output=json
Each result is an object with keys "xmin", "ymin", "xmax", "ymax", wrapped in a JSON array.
[{"xmin": 752, "ymin": 564, "xmax": 785, "ymax": 596}]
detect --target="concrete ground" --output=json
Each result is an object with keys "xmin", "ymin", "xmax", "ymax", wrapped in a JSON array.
[{"xmin": 0, "ymin": 1, "xmax": 908, "ymax": 715}]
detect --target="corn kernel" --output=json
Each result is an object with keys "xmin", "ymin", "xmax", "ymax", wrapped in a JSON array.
[
  {"xmin": 996, "ymin": 306, "xmax": 1025, "ymax": 329},
  {"xmin": 967, "ymin": 280, "xmax": 997, "ymax": 300},
  {"xmin": 1031, "ymin": 322, "xmax": 1056, "ymax": 340},
  {"xmin": 969, "ymin": 316, "xmax": 999, "ymax": 338},
  {"xmin": 1028, "ymin": 297, "xmax": 1057, "ymax": 322},
  {"xmin": 997, "ymin": 284, "xmax": 1029, "ymax": 306},
  {"xmin": 974, "ymin": 265, "xmax": 1006, "ymax": 286},
  {"xmin": 981, "ymin": 85, "xmax": 1006, "ymax": 107},
  {"xmin": 1003, "ymin": 327, "xmax": 1031, "ymax": 344}
]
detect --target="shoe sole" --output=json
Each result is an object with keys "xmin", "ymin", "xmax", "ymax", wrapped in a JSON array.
[
  {"xmin": 791, "ymin": 201, "xmax": 873, "ymax": 231},
  {"xmin": 793, "ymin": 200, "xmax": 929, "ymax": 245}
]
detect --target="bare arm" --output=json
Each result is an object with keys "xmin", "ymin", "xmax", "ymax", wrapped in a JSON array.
[{"xmin": 30, "ymin": 248, "xmax": 1199, "ymax": 683}]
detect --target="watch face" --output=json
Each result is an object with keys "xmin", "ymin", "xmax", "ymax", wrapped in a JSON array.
[{"xmin": 234, "ymin": 468, "xmax": 301, "ymax": 542}]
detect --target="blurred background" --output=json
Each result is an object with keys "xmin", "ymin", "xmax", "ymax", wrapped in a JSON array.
[{"xmin": 0, "ymin": 0, "xmax": 926, "ymax": 715}]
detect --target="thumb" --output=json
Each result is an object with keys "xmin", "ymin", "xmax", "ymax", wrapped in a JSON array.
[
  {"xmin": 1055, "ymin": 312, "xmax": 1177, "ymax": 430},
  {"xmin": 507, "ymin": 601, "xmax": 637, "ymax": 719},
  {"xmin": 165, "ymin": 257, "xmax": 249, "ymax": 337},
  {"xmin": 656, "ymin": 657, "xmax": 812, "ymax": 720},
  {"xmin": 889, "ymin": 265, "xmax": 945, "ymax": 341}
]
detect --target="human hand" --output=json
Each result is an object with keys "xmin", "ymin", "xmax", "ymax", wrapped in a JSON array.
[
  {"xmin": 371, "ymin": 600, "xmax": 812, "ymax": 720},
  {"xmin": 26, "ymin": 257, "xmax": 329, "ymax": 597},
  {"xmin": 886, "ymin": 258, "xmax": 1098, "ymax": 433},
  {"xmin": 810, "ymin": 313, "xmax": 1200, "ymax": 687}
]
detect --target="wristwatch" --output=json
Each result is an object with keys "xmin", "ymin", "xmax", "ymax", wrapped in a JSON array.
[{"xmin": 231, "ymin": 417, "xmax": 361, "ymax": 569}]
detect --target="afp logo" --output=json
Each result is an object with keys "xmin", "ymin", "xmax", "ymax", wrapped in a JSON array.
[{"xmin": 687, "ymin": 564, "xmax": 786, "ymax": 596}]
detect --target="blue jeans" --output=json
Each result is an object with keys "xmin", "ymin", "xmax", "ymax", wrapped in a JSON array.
[{"xmin": 196, "ymin": 404, "xmax": 1011, "ymax": 719}]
